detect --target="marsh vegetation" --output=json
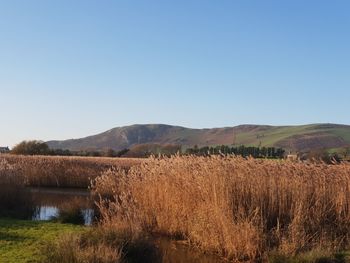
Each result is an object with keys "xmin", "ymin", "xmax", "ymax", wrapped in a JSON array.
[
  {"xmin": 0, "ymin": 154, "xmax": 142, "ymax": 188},
  {"xmin": 91, "ymin": 156, "xmax": 350, "ymax": 262},
  {"xmin": 1, "ymin": 155, "xmax": 350, "ymax": 262}
]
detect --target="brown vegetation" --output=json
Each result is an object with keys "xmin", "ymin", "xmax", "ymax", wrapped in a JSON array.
[
  {"xmin": 3, "ymin": 153, "xmax": 350, "ymax": 261},
  {"xmin": 44, "ymin": 226, "xmax": 162, "ymax": 263},
  {"xmin": 0, "ymin": 159, "xmax": 34, "ymax": 218},
  {"xmin": 0, "ymin": 154, "xmax": 142, "ymax": 188},
  {"xmin": 54, "ymin": 198, "xmax": 86, "ymax": 224},
  {"xmin": 92, "ymin": 156, "xmax": 350, "ymax": 262},
  {"xmin": 124, "ymin": 143, "xmax": 181, "ymax": 158},
  {"xmin": 43, "ymin": 231, "xmax": 123, "ymax": 263}
]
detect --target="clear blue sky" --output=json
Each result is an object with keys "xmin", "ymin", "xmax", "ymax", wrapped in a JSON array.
[{"xmin": 1, "ymin": 0, "xmax": 349, "ymax": 147}]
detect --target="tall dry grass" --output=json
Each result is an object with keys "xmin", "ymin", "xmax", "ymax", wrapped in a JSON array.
[
  {"xmin": 44, "ymin": 225, "xmax": 162, "ymax": 263},
  {"xmin": 43, "ymin": 231, "xmax": 123, "ymax": 263},
  {"xmin": 92, "ymin": 155, "xmax": 350, "ymax": 262},
  {"xmin": 0, "ymin": 158, "xmax": 34, "ymax": 218},
  {"xmin": 1, "ymin": 154, "xmax": 142, "ymax": 188}
]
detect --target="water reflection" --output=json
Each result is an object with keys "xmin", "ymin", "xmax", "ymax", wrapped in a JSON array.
[
  {"xmin": 156, "ymin": 238, "xmax": 225, "ymax": 263},
  {"xmin": 32, "ymin": 206, "xmax": 58, "ymax": 220},
  {"xmin": 29, "ymin": 187, "xmax": 94, "ymax": 225}
]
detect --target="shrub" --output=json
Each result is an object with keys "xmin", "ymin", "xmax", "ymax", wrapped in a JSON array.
[
  {"xmin": 11, "ymin": 140, "xmax": 50, "ymax": 155},
  {"xmin": 54, "ymin": 198, "xmax": 86, "ymax": 225}
]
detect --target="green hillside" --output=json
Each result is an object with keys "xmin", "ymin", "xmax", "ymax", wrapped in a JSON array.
[{"xmin": 47, "ymin": 123, "xmax": 350, "ymax": 153}]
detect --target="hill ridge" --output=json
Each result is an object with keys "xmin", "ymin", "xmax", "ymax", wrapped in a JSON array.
[{"xmin": 47, "ymin": 123, "xmax": 350, "ymax": 153}]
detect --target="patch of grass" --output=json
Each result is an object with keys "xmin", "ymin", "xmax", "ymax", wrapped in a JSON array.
[
  {"xmin": 234, "ymin": 124, "xmax": 350, "ymax": 149},
  {"xmin": 331, "ymin": 128, "xmax": 350, "ymax": 144},
  {"xmin": 233, "ymin": 125, "xmax": 315, "ymax": 147},
  {"xmin": 269, "ymin": 250, "xmax": 350, "ymax": 263},
  {"xmin": 0, "ymin": 218, "xmax": 84, "ymax": 263}
]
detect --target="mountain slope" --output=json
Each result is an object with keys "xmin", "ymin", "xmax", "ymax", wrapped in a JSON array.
[{"xmin": 47, "ymin": 123, "xmax": 350, "ymax": 153}]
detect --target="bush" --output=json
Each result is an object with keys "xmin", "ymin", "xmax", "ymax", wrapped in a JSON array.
[
  {"xmin": 11, "ymin": 140, "xmax": 50, "ymax": 155},
  {"xmin": 54, "ymin": 198, "xmax": 86, "ymax": 225}
]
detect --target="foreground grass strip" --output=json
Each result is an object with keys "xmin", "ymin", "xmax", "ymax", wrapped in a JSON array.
[
  {"xmin": 269, "ymin": 250, "xmax": 350, "ymax": 263},
  {"xmin": 0, "ymin": 218, "xmax": 85, "ymax": 263}
]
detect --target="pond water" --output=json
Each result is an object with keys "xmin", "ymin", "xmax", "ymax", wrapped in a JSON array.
[
  {"xmin": 29, "ymin": 187, "xmax": 94, "ymax": 225},
  {"xmin": 155, "ymin": 237, "xmax": 226, "ymax": 263}
]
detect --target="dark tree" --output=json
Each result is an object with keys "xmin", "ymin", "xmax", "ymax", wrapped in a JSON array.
[{"xmin": 11, "ymin": 140, "xmax": 51, "ymax": 155}]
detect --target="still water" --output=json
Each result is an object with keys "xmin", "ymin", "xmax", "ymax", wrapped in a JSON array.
[
  {"xmin": 155, "ymin": 237, "xmax": 226, "ymax": 263},
  {"xmin": 29, "ymin": 187, "xmax": 94, "ymax": 225}
]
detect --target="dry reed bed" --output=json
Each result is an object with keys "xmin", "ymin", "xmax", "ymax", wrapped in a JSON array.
[
  {"xmin": 0, "ymin": 154, "xmax": 143, "ymax": 188},
  {"xmin": 92, "ymin": 156, "xmax": 350, "ymax": 262},
  {"xmin": 0, "ymin": 159, "xmax": 33, "ymax": 218}
]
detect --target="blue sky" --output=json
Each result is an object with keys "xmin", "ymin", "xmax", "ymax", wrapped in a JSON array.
[{"xmin": 1, "ymin": 1, "xmax": 349, "ymax": 147}]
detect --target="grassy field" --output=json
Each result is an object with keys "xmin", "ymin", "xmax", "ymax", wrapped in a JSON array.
[
  {"xmin": 0, "ymin": 219, "xmax": 84, "ymax": 263},
  {"xmin": 234, "ymin": 124, "xmax": 350, "ymax": 149}
]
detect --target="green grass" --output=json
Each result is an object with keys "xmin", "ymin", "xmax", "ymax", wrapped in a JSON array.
[
  {"xmin": 233, "ymin": 125, "xmax": 314, "ymax": 147},
  {"xmin": 269, "ymin": 250, "xmax": 350, "ymax": 263},
  {"xmin": 0, "ymin": 218, "xmax": 85, "ymax": 263},
  {"xmin": 233, "ymin": 124, "xmax": 350, "ymax": 149},
  {"xmin": 182, "ymin": 123, "xmax": 350, "ymax": 153},
  {"xmin": 332, "ymin": 128, "xmax": 350, "ymax": 144}
]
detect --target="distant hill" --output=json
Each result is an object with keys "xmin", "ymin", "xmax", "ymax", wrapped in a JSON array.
[{"xmin": 47, "ymin": 123, "xmax": 350, "ymax": 153}]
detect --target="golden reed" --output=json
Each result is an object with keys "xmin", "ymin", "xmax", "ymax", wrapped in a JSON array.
[
  {"xmin": 0, "ymin": 154, "xmax": 142, "ymax": 188},
  {"xmin": 93, "ymin": 155, "xmax": 350, "ymax": 262}
]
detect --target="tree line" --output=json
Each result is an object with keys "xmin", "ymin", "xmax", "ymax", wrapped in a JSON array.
[
  {"xmin": 10, "ymin": 140, "xmax": 287, "ymax": 159},
  {"xmin": 10, "ymin": 140, "xmax": 129, "ymax": 157},
  {"xmin": 9, "ymin": 140, "xmax": 350, "ymax": 163},
  {"xmin": 185, "ymin": 145, "xmax": 286, "ymax": 159}
]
